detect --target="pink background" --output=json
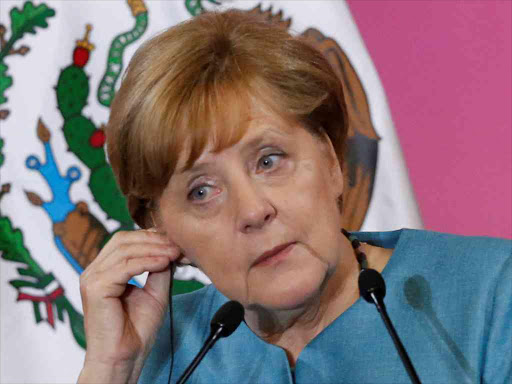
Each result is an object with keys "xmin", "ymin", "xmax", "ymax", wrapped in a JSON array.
[{"xmin": 347, "ymin": 0, "xmax": 512, "ymax": 239}]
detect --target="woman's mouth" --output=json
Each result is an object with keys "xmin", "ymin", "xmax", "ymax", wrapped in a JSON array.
[{"xmin": 253, "ymin": 242, "xmax": 296, "ymax": 267}]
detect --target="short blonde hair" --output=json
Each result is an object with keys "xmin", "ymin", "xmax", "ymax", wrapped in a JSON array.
[{"xmin": 107, "ymin": 9, "xmax": 348, "ymax": 228}]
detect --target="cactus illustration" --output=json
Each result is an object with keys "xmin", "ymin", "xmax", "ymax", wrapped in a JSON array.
[
  {"xmin": 0, "ymin": 1, "xmax": 208, "ymax": 354},
  {"xmin": 56, "ymin": 25, "xmax": 134, "ymax": 229}
]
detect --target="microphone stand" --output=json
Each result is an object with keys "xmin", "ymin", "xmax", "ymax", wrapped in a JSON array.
[
  {"xmin": 176, "ymin": 327, "xmax": 223, "ymax": 384},
  {"xmin": 175, "ymin": 301, "xmax": 244, "ymax": 384},
  {"xmin": 359, "ymin": 269, "xmax": 422, "ymax": 384},
  {"xmin": 368, "ymin": 290, "xmax": 422, "ymax": 384}
]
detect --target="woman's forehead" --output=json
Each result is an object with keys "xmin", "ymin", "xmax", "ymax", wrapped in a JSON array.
[
  {"xmin": 175, "ymin": 107, "xmax": 297, "ymax": 174},
  {"xmin": 176, "ymin": 92, "xmax": 296, "ymax": 172}
]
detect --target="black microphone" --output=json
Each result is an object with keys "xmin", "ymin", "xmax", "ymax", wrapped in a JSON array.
[
  {"xmin": 359, "ymin": 269, "xmax": 422, "ymax": 384},
  {"xmin": 176, "ymin": 301, "xmax": 245, "ymax": 384}
]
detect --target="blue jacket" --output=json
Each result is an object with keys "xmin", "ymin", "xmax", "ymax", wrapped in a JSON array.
[{"xmin": 139, "ymin": 229, "xmax": 512, "ymax": 384}]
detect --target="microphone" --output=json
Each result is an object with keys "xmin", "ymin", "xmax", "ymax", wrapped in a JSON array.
[
  {"xmin": 359, "ymin": 269, "xmax": 422, "ymax": 384},
  {"xmin": 176, "ymin": 301, "xmax": 245, "ymax": 384}
]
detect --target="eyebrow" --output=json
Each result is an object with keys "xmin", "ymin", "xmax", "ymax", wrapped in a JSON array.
[{"xmin": 178, "ymin": 127, "xmax": 290, "ymax": 176}]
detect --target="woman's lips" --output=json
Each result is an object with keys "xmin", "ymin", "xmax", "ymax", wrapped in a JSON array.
[{"xmin": 253, "ymin": 242, "xmax": 296, "ymax": 267}]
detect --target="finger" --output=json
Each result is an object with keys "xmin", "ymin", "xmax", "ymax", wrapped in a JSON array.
[
  {"xmin": 118, "ymin": 256, "xmax": 172, "ymax": 285},
  {"xmin": 81, "ymin": 256, "xmax": 174, "ymax": 309},
  {"xmin": 98, "ymin": 256, "xmax": 173, "ymax": 299},
  {"xmin": 99, "ymin": 241, "xmax": 181, "ymax": 272},
  {"xmin": 82, "ymin": 243, "xmax": 179, "ymax": 300},
  {"xmin": 143, "ymin": 267, "xmax": 172, "ymax": 303},
  {"xmin": 95, "ymin": 230, "xmax": 175, "ymax": 264}
]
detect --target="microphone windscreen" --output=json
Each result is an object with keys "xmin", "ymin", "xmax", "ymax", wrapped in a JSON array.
[
  {"xmin": 210, "ymin": 301, "xmax": 245, "ymax": 338},
  {"xmin": 358, "ymin": 268, "xmax": 386, "ymax": 303}
]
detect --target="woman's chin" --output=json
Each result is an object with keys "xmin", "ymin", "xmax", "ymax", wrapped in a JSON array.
[{"xmin": 250, "ymin": 268, "xmax": 328, "ymax": 311}]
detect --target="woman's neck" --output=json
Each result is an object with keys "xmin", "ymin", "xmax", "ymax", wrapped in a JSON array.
[{"xmin": 243, "ymin": 235, "xmax": 392, "ymax": 367}]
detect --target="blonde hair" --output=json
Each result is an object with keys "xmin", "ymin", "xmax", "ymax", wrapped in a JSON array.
[{"xmin": 107, "ymin": 9, "xmax": 348, "ymax": 228}]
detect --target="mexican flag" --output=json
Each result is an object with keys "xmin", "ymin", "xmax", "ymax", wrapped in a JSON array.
[{"xmin": 0, "ymin": 1, "xmax": 421, "ymax": 382}]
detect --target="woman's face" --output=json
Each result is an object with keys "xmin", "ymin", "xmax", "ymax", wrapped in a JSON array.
[{"xmin": 158, "ymin": 99, "xmax": 345, "ymax": 311}]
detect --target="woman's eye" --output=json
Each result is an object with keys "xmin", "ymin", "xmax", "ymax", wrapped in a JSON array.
[
  {"xmin": 257, "ymin": 154, "xmax": 282, "ymax": 171},
  {"xmin": 188, "ymin": 185, "xmax": 212, "ymax": 201}
]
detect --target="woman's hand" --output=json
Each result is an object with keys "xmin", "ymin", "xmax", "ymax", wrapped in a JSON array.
[{"xmin": 77, "ymin": 229, "xmax": 180, "ymax": 384}]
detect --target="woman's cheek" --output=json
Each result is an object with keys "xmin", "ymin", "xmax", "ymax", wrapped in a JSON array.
[
  {"xmin": 289, "ymin": 160, "xmax": 325, "ymax": 199},
  {"xmin": 177, "ymin": 216, "xmax": 230, "ymax": 268}
]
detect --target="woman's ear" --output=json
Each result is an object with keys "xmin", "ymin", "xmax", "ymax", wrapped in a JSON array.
[
  {"xmin": 149, "ymin": 210, "xmax": 197, "ymax": 267},
  {"xmin": 320, "ymin": 131, "xmax": 344, "ymax": 197}
]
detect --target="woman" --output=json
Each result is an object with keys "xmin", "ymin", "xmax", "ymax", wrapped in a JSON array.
[{"xmin": 78, "ymin": 10, "xmax": 511, "ymax": 384}]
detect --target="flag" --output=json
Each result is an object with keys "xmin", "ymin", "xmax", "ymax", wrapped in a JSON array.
[{"xmin": 0, "ymin": 1, "xmax": 421, "ymax": 382}]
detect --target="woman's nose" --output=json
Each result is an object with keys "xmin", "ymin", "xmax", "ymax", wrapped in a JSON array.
[{"xmin": 234, "ymin": 180, "xmax": 276, "ymax": 233}]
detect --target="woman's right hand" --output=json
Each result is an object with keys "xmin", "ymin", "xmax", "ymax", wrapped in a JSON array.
[{"xmin": 77, "ymin": 229, "xmax": 181, "ymax": 384}]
